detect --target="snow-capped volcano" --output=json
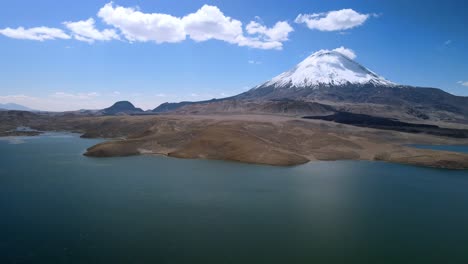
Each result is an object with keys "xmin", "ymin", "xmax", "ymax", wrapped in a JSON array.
[
  {"xmin": 259, "ymin": 50, "xmax": 395, "ymax": 89},
  {"xmin": 154, "ymin": 49, "xmax": 468, "ymax": 122}
]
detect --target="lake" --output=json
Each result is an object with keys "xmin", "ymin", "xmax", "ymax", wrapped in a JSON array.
[
  {"xmin": 1, "ymin": 133, "xmax": 468, "ymax": 263},
  {"xmin": 411, "ymin": 144, "xmax": 468, "ymax": 154}
]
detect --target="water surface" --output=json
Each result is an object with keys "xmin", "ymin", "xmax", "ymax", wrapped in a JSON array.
[
  {"xmin": 1, "ymin": 134, "xmax": 468, "ymax": 263},
  {"xmin": 411, "ymin": 144, "xmax": 468, "ymax": 154}
]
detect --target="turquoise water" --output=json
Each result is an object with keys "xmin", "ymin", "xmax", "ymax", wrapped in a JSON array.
[
  {"xmin": 411, "ymin": 144, "xmax": 468, "ymax": 154},
  {"xmin": 1, "ymin": 134, "xmax": 468, "ymax": 263}
]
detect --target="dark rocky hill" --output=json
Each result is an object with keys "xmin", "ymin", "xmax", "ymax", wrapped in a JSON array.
[{"xmin": 102, "ymin": 101, "xmax": 144, "ymax": 115}]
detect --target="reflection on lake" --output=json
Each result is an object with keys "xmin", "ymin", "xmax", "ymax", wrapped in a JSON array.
[{"xmin": 1, "ymin": 134, "xmax": 468, "ymax": 263}]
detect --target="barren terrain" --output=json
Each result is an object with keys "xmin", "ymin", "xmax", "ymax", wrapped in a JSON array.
[{"xmin": 2, "ymin": 111, "xmax": 468, "ymax": 169}]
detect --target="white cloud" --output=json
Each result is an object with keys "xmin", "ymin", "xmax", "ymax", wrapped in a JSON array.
[
  {"xmin": 63, "ymin": 18, "xmax": 119, "ymax": 43},
  {"xmin": 97, "ymin": 2, "xmax": 186, "ymax": 43},
  {"xmin": 97, "ymin": 2, "xmax": 291, "ymax": 49},
  {"xmin": 457, "ymin": 81, "xmax": 468, "ymax": 87},
  {"xmin": 182, "ymin": 5, "xmax": 243, "ymax": 43},
  {"xmin": 248, "ymin": 60, "xmax": 262, "ymax": 64},
  {"xmin": 295, "ymin": 9, "xmax": 370, "ymax": 31},
  {"xmin": 445, "ymin": 40, "xmax": 452, "ymax": 45},
  {"xmin": 0, "ymin": 26, "xmax": 70, "ymax": 41},
  {"xmin": 0, "ymin": 2, "xmax": 292, "ymax": 50},
  {"xmin": 246, "ymin": 21, "xmax": 293, "ymax": 42},
  {"xmin": 237, "ymin": 38, "xmax": 283, "ymax": 50},
  {"xmin": 332, "ymin": 46, "xmax": 356, "ymax": 59},
  {"xmin": 50, "ymin": 92, "xmax": 100, "ymax": 99},
  {"xmin": 240, "ymin": 20, "xmax": 293, "ymax": 50}
]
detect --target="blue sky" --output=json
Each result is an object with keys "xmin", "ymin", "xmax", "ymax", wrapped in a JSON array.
[{"xmin": 0, "ymin": 0, "xmax": 467, "ymax": 111}]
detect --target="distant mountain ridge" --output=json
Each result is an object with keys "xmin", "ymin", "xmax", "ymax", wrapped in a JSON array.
[
  {"xmin": 0, "ymin": 103, "xmax": 36, "ymax": 111},
  {"xmin": 68, "ymin": 50, "xmax": 468, "ymax": 123},
  {"xmin": 153, "ymin": 99, "xmax": 223, "ymax": 113}
]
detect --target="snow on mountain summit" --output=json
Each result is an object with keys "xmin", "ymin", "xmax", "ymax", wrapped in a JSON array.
[{"xmin": 261, "ymin": 49, "xmax": 395, "ymax": 88}]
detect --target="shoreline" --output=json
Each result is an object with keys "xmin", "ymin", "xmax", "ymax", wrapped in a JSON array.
[
  {"xmin": 2, "ymin": 113, "xmax": 468, "ymax": 170},
  {"xmin": 79, "ymin": 115, "xmax": 468, "ymax": 170},
  {"xmin": 83, "ymin": 143, "xmax": 468, "ymax": 170},
  {"xmin": 2, "ymin": 130, "xmax": 468, "ymax": 170}
]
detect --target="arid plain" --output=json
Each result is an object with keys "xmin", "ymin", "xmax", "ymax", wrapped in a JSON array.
[{"xmin": 2, "ymin": 110, "xmax": 468, "ymax": 169}]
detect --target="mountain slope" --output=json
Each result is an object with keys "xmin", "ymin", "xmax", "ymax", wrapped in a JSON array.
[
  {"xmin": 234, "ymin": 50, "xmax": 468, "ymax": 120},
  {"xmin": 153, "ymin": 99, "xmax": 224, "ymax": 113},
  {"xmin": 259, "ymin": 50, "xmax": 394, "ymax": 89},
  {"xmin": 152, "ymin": 50, "xmax": 468, "ymax": 122},
  {"xmin": 0, "ymin": 103, "xmax": 36, "ymax": 111},
  {"xmin": 102, "ymin": 101, "xmax": 144, "ymax": 115}
]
